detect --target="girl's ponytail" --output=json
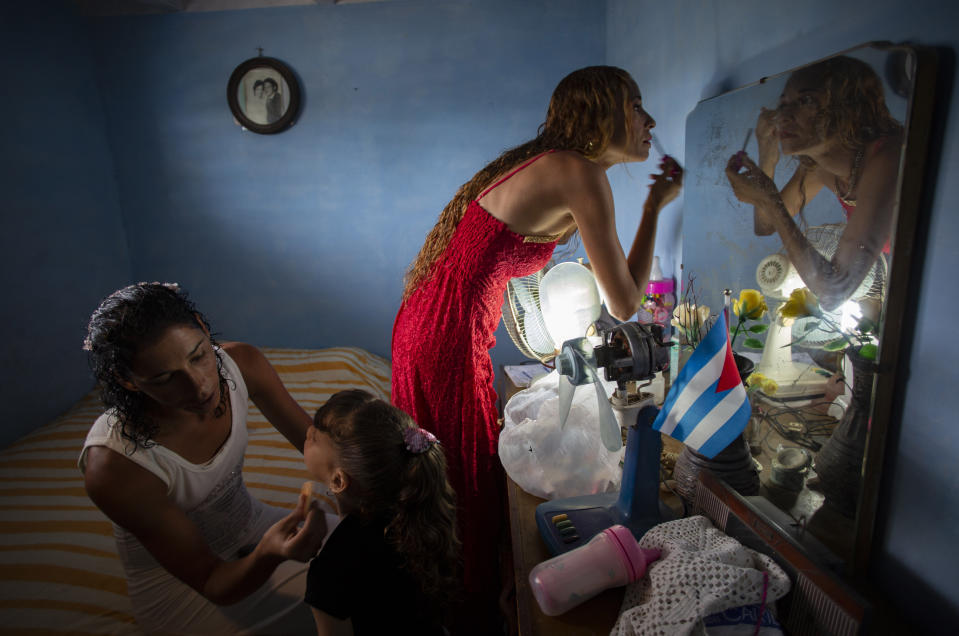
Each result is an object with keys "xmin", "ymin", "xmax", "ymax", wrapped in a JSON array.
[{"xmin": 387, "ymin": 440, "xmax": 461, "ymax": 610}]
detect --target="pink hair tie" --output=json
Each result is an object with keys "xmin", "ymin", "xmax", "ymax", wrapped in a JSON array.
[{"xmin": 403, "ymin": 427, "xmax": 438, "ymax": 454}]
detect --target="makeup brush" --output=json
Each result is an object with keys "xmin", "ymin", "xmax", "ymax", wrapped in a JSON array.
[{"xmin": 650, "ymin": 133, "xmax": 669, "ymax": 159}]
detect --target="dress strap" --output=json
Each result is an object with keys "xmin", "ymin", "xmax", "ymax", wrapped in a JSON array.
[{"xmin": 476, "ymin": 150, "xmax": 557, "ymax": 201}]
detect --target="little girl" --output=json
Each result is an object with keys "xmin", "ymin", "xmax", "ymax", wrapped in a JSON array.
[{"xmin": 303, "ymin": 389, "xmax": 460, "ymax": 635}]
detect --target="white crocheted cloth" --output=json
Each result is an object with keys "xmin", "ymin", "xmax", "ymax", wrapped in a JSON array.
[{"xmin": 611, "ymin": 516, "xmax": 791, "ymax": 636}]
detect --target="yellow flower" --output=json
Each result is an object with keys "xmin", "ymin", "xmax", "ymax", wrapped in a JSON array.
[
  {"xmin": 746, "ymin": 372, "xmax": 779, "ymax": 396},
  {"xmin": 779, "ymin": 287, "xmax": 821, "ymax": 320},
  {"xmin": 671, "ymin": 304, "xmax": 711, "ymax": 331},
  {"xmin": 733, "ymin": 289, "xmax": 767, "ymax": 321}
]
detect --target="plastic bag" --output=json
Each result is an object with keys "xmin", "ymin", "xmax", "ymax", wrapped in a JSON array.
[{"xmin": 499, "ymin": 370, "xmax": 625, "ymax": 500}]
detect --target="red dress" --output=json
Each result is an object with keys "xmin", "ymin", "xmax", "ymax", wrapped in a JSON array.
[{"xmin": 391, "ymin": 152, "xmax": 557, "ymax": 631}]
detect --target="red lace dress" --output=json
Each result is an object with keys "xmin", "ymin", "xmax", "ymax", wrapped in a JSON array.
[{"xmin": 391, "ymin": 152, "xmax": 558, "ymax": 630}]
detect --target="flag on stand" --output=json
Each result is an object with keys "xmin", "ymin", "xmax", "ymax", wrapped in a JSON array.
[{"xmin": 653, "ymin": 312, "xmax": 750, "ymax": 458}]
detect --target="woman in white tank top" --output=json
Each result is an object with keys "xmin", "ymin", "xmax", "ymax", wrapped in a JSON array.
[{"xmin": 78, "ymin": 282, "xmax": 330, "ymax": 635}]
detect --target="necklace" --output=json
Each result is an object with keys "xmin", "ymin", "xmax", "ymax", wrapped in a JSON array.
[{"xmin": 836, "ymin": 146, "xmax": 865, "ymax": 206}]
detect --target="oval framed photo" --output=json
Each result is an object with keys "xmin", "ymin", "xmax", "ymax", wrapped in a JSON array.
[{"xmin": 227, "ymin": 57, "xmax": 301, "ymax": 134}]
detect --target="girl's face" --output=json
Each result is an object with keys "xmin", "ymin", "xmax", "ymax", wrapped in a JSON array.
[
  {"xmin": 775, "ymin": 76, "xmax": 829, "ymax": 155},
  {"xmin": 122, "ymin": 324, "xmax": 221, "ymax": 416},
  {"xmin": 607, "ymin": 80, "xmax": 655, "ymax": 162},
  {"xmin": 304, "ymin": 425, "xmax": 341, "ymax": 485}
]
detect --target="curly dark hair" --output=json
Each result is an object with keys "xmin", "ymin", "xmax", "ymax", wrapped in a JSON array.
[
  {"xmin": 83, "ymin": 282, "xmax": 225, "ymax": 451},
  {"xmin": 313, "ymin": 390, "xmax": 461, "ymax": 616},
  {"xmin": 402, "ymin": 65, "xmax": 637, "ymax": 300}
]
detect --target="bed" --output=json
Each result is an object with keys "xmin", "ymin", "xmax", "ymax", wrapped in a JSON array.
[{"xmin": 0, "ymin": 346, "xmax": 391, "ymax": 635}]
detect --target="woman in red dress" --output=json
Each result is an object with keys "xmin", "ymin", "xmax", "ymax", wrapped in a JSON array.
[{"xmin": 391, "ymin": 66, "xmax": 682, "ymax": 633}]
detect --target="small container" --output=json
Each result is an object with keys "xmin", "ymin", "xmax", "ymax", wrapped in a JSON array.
[
  {"xmin": 529, "ymin": 525, "xmax": 661, "ymax": 616},
  {"xmin": 638, "ymin": 256, "xmax": 676, "ymax": 337}
]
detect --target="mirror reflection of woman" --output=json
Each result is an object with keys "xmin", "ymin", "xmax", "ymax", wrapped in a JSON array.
[
  {"xmin": 725, "ymin": 55, "xmax": 903, "ymax": 311},
  {"xmin": 392, "ymin": 65, "xmax": 682, "ymax": 634}
]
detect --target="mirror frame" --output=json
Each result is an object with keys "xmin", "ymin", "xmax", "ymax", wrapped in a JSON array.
[
  {"xmin": 681, "ymin": 42, "xmax": 938, "ymax": 579},
  {"xmin": 854, "ymin": 43, "xmax": 937, "ymax": 575}
]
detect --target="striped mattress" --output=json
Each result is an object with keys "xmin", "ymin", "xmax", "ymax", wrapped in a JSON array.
[{"xmin": 0, "ymin": 346, "xmax": 391, "ymax": 635}]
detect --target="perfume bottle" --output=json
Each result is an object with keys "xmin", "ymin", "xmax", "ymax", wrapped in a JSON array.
[{"xmin": 638, "ymin": 256, "xmax": 675, "ymax": 338}]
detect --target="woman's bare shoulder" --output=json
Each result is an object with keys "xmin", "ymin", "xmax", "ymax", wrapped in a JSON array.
[{"xmin": 536, "ymin": 150, "xmax": 608, "ymax": 192}]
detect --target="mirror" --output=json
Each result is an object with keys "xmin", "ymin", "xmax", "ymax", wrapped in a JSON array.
[{"xmin": 682, "ymin": 41, "xmax": 935, "ymax": 578}]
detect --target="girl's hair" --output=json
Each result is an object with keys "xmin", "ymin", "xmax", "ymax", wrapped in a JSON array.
[
  {"xmin": 402, "ymin": 65, "xmax": 637, "ymax": 301},
  {"xmin": 314, "ymin": 390, "xmax": 461, "ymax": 612},
  {"xmin": 788, "ymin": 55, "xmax": 903, "ymax": 226},
  {"xmin": 83, "ymin": 282, "xmax": 224, "ymax": 450}
]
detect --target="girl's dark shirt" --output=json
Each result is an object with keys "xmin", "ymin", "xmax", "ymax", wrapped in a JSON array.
[{"xmin": 304, "ymin": 513, "xmax": 444, "ymax": 635}]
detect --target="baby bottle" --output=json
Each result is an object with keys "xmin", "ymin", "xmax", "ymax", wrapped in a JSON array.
[
  {"xmin": 528, "ymin": 525, "xmax": 661, "ymax": 616},
  {"xmin": 638, "ymin": 256, "xmax": 676, "ymax": 337}
]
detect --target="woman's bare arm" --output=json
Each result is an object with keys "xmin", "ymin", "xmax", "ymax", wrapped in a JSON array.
[
  {"xmin": 727, "ymin": 148, "xmax": 897, "ymax": 311},
  {"xmin": 564, "ymin": 156, "xmax": 682, "ymax": 320},
  {"xmin": 223, "ymin": 341, "xmax": 312, "ymax": 453},
  {"xmin": 83, "ymin": 446, "xmax": 325, "ymax": 605},
  {"xmin": 752, "ymin": 108, "xmax": 826, "ymax": 235}
]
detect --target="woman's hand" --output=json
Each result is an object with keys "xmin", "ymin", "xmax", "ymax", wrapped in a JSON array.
[
  {"xmin": 646, "ymin": 155, "xmax": 683, "ymax": 211},
  {"xmin": 260, "ymin": 493, "xmax": 328, "ymax": 562},
  {"xmin": 755, "ymin": 107, "xmax": 779, "ymax": 171},
  {"xmin": 726, "ymin": 152, "xmax": 782, "ymax": 216}
]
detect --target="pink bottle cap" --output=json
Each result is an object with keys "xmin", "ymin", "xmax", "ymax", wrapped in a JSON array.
[
  {"xmin": 603, "ymin": 525, "xmax": 661, "ymax": 583},
  {"xmin": 646, "ymin": 279, "xmax": 674, "ymax": 295}
]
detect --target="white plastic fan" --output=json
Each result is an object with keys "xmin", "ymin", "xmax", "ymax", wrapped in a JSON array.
[
  {"xmin": 502, "ymin": 261, "xmax": 622, "ymax": 451},
  {"xmin": 754, "ymin": 223, "xmax": 887, "ymax": 399},
  {"xmin": 553, "ymin": 337, "xmax": 622, "ymax": 451}
]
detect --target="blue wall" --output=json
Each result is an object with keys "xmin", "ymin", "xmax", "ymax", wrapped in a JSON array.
[
  {"xmin": 607, "ymin": 0, "xmax": 959, "ymax": 631},
  {"xmin": 85, "ymin": 0, "xmax": 605, "ymax": 376},
  {"xmin": 3, "ymin": 0, "xmax": 955, "ymax": 629},
  {"xmin": 0, "ymin": 3, "xmax": 130, "ymax": 447}
]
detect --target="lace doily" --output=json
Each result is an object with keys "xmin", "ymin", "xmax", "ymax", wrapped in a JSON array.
[{"xmin": 611, "ymin": 515, "xmax": 791, "ymax": 636}]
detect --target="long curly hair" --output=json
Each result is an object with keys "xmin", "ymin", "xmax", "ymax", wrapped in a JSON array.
[
  {"xmin": 789, "ymin": 55, "xmax": 902, "ymax": 154},
  {"xmin": 313, "ymin": 390, "xmax": 461, "ymax": 615},
  {"xmin": 83, "ymin": 283, "xmax": 224, "ymax": 451},
  {"xmin": 402, "ymin": 65, "xmax": 637, "ymax": 301},
  {"xmin": 784, "ymin": 55, "xmax": 903, "ymax": 225}
]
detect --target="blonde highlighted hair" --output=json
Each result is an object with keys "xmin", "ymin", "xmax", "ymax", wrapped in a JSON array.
[{"xmin": 402, "ymin": 65, "xmax": 638, "ymax": 300}]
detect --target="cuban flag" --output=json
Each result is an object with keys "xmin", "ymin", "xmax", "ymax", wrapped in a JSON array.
[{"xmin": 653, "ymin": 312, "xmax": 750, "ymax": 458}]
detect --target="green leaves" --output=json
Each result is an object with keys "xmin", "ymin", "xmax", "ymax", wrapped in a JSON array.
[
  {"xmin": 748, "ymin": 324, "xmax": 768, "ymax": 334},
  {"xmin": 743, "ymin": 338, "xmax": 764, "ymax": 349},
  {"xmin": 823, "ymin": 338, "xmax": 849, "ymax": 352}
]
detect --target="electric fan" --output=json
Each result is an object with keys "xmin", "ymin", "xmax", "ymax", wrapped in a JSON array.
[
  {"xmin": 534, "ymin": 322, "xmax": 673, "ymax": 554},
  {"xmin": 501, "ymin": 261, "xmax": 674, "ymax": 553},
  {"xmin": 503, "ymin": 261, "xmax": 623, "ymax": 449},
  {"xmin": 753, "ymin": 223, "xmax": 886, "ymax": 400},
  {"xmin": 502, "ymin": 264, "xmax": 556, "ymax": 363}
]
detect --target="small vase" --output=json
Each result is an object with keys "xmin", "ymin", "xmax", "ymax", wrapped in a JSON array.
[
  {"xmin": 811, "ymin": 347, "xmax": 876, "ymax": 518},
  {"xmin": 671, "ymin": 354, "xmax": 760, "ymax": 501}
]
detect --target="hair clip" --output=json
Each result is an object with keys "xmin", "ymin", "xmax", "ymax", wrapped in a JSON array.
[{"xmin": 403, "ymin": 427, "xmax": 438, "ymax": 454}]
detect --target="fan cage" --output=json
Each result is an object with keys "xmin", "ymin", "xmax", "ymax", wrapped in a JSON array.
[{"xmin": 502, "ymin": 266, "xmax": 558, "ymax": 363}]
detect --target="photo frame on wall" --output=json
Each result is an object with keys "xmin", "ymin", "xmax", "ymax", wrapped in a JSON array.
[{"xmin": 227, "ymin": 56, "xmax": 301, "ymax": 134}]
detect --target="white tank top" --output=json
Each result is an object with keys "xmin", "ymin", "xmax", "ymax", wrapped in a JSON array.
[{"xmin": 78, "ymin": 349, "xmax": 312, "ymax": 635}]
